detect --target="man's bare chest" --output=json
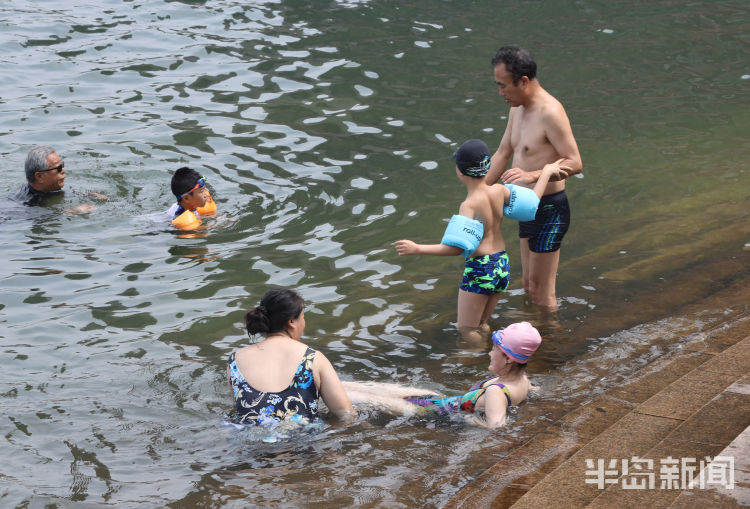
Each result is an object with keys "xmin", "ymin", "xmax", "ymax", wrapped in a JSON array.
[{"xmin": 509, "ymin": 113, "xmax": 550, "ymax": 155}]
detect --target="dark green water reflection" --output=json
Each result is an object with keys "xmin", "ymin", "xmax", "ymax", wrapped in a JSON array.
[{"xmin": 1, "ymin": 0, "xmax": 748, "ymax": 506}]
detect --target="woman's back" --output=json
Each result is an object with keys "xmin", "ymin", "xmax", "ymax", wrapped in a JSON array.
[
  {"xmin": 227, "ymin": 287, "xmax": 354, "ymax": 426},
  {"xmin": 228, "ymin": 340, "xmax": 320, "ymax": 426},
  {"xmin": 234, "ymin": 339, "xmax": 313, "ymax": 393}
]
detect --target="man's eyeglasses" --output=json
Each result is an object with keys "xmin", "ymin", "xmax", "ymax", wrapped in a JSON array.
[
  {"xmin": 176, "ymin": 177, "xmax": 207, "ymax": 201},
  {"xmin": 39, "ymin": 161, "xmax": 65, "ymax": 173}
]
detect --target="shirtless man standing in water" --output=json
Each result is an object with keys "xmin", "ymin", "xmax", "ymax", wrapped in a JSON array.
[{"xmin": 485, "ymin": 45, "xmax": 582, "ymax": 309}]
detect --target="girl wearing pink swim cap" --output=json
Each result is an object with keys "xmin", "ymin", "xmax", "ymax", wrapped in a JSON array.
[{"xmin": 343, "ymin": 321, "xmax": 542, "ymax": 428}]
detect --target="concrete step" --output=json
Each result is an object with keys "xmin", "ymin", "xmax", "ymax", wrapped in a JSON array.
[
  {"xmin": 444, "ymin": 314, "xmax": 750, "ymax": 509},
  {"xmin": 668, "ymin": 422, "xmax": 750, "ymax": 508}
]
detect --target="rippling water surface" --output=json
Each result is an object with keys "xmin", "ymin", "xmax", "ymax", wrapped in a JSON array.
[{"xmin": 1, "ymin": 0, "xmax": 749, "ymax": 506}]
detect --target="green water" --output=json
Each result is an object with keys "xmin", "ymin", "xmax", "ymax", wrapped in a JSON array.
[{"xmin": 0, "ymin": 0, "xmax": 748, "ymax": 506}]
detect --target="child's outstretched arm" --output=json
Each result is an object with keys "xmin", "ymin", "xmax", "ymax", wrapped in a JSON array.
[
  {"xmin": 531, "ymin": 158, "xmax": 570, "ymax": 198},
  {"xmin": 501, "ymin": 161, "xmax": 568, "ymax": 220},
  {"xmin": 396, "ymin": 206, "xmax": 481, "ymax": 258},
  {"xmin": 394, "ymin": 240, "xmax": 461, "ymax": 256}
]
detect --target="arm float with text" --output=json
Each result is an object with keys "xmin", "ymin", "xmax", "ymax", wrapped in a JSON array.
[
  {"xmin": 441, "ymin": 215, "xmax": 484, "ymax": 258},
  {"xmin": 503, "ymin": 184, "xmax": 540, "ymax": 222}
]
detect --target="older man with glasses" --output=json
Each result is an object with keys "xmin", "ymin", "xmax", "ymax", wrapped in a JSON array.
[{"xmin": 9, "ymin": 145, "xmax": 106, "ymax": 208}]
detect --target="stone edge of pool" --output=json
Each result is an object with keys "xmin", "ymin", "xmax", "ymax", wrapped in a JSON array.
[{"xmin": 445, "ymin": 256, "xmax": 750, "ymax": 509}]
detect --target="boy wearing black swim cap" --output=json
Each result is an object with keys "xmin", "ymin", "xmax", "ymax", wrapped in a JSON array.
[{"xmin": 394, "ymin": 139, "xmax": 563, "ymax": 346}]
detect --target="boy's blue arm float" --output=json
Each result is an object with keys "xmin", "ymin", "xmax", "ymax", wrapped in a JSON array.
[
  {"xmin": 503, "ymin": 184, "xmax": 540, "ymax": 222},
  {"xmin": 441, "ymin": 215, "xmax": 483, "ymax": 258}
]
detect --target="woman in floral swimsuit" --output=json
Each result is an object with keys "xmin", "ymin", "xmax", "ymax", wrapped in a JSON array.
[{"xmin": 227, "ymin": 288, "xmax": 354, "ymax": 426}]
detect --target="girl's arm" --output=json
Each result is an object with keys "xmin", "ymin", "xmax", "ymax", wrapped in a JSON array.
[{"xmin": 473, "ymin": 384, "xmax": 509, "ymax": 428}]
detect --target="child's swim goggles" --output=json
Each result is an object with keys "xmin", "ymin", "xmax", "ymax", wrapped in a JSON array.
[{"xmin": 176, "ymin": 177, "xmax": 206, "ymax": 201}]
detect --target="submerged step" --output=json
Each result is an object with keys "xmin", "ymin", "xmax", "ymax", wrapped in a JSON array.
[{"xmin": 445, "ymin": 320, "xmax": 750, "ymax": 509}]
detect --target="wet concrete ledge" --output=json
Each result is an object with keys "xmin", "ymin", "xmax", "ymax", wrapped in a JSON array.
[{"xmin": 444, "ymin": 273, "xmax": 750, "ymax": 508}]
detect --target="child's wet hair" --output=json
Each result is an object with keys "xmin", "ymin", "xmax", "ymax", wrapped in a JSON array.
[{"xmin": 170, "ymin": 166, "xmax": 203, "ymax": 198}]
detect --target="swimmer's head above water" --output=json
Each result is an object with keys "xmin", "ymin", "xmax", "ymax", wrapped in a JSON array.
[
  {"xmin": 171, "ymin": 166, "xmax": 209, "ymax": 210},
  {"xmin": 245, "ymin": 288, "xmax": 305, "ymax": 338},
  {"xmin": 453, "ymin": 139, "xmax": 491, "ymax": 178},
  {"xmin": 491, "ymin": 45, "xmax": 537, "ymax": 85},
  {"xmin": 491, "ymin": 321, "xmax": 542, "ymax": 368},
  {"xmin": 25, "ymin": 145, "xmax": 66, "ymax": 192}
]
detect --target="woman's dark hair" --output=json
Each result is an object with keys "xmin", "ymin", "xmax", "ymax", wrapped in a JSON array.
[{"xmin": 244, "ymin": 288, "xmax": 305, "ymax": 336}]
